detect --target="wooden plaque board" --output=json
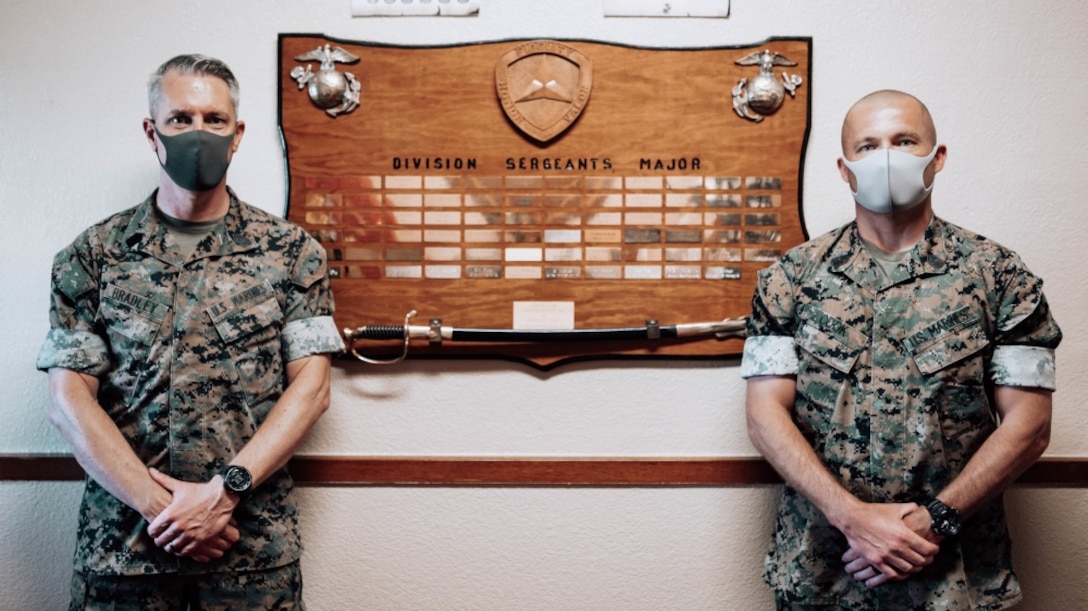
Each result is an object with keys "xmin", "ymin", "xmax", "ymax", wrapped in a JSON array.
[{"xmin": 278, "ymin": 35, "xmax": 811, "ymax": 368}]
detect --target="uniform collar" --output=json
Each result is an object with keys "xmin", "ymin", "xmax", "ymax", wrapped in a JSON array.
[
  {"xmin": 829, "ymin": 216, "xmax": 952, "ymax": 288},
  {"xmin": 122, "ymin": 187, "xmax": 257, "ymax": 264}
]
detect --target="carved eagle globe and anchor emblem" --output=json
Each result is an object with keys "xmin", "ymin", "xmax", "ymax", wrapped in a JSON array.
[
  {"xmin": 290, "ymin": 44, "xmax": 362, "ymax": 118},
  {"xmin": 732, "ymin": 49, "xmax": 803, "ymax": 123}
]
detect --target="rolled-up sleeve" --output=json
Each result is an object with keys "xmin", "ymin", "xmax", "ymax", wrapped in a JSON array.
[
  {"xmin": 36, "ymin": 241, "xmax": 111, "ymax": 376},
  {"xmin": 741, "ymin": 335, "xmax": 799, "ymax": 378},
  {"xmin": 989, "ymin": 254, "xmax": 1062, "ymax": 389},
  {"xmin": 990, "ymin": 345, "xmax": 1056, "ymax": 390},
  {"xmin": 741, "ymin": 263, "xmax": 799, "ymax": 379},
  {"xmin": 282, "ymin": 316, "xmax": 344, "ymax": 361},
  {"xmin": 282, "ymin": 235, "xmax": 345, "ymax": 360},
  {"xmin": 36, "ymin": 328, "xmax": 111, "ymax": 375}
]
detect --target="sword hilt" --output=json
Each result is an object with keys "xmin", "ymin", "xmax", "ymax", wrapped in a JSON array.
[{"xmin": 343, "ymin": 310, "xmax": 417, "ymax": 365}]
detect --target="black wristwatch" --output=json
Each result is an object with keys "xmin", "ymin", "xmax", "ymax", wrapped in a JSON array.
[
  {"xmin": 925, "ymin": 498, "xmax": 962, "ymax": 537},
  {"xmin": 222, "ymin": 465, "xmax": 253, "ymax": 496}
]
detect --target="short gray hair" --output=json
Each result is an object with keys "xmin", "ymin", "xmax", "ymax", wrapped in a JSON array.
[{"xmin": 148, "ymin": 54, "xmax": 240, "ymax": 116}]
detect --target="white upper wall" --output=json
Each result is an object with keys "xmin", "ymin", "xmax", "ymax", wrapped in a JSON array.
[{"xmin": 3, "ymin": 0, "xmax": 1085, "ymax": 457}]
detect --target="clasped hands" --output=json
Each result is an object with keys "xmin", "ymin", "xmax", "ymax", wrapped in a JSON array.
[
  {"xmin": 840, "ymin": 502, "xmax": 942, "ymax": 588},
  {"xmin": 145, "ymin": 467, "xmax": 241, "ymax": 563}
]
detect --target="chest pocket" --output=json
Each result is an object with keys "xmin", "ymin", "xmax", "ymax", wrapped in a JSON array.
[
  {"xmin": 905, "ymin": 311, "xmax": 994, "ymax": 466},
  {"xmin": 208, "ymin": 281, "xmax": 284, "ymax": 406},
  {"xmin": 98, "ymin": 283, "xmax": 172, "ymax": 409},
  {"xmin": 794, "ymin": 309, "xmax": 864, "ymax": 431}
]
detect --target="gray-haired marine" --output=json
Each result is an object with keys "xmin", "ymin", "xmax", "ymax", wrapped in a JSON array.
[{"xmin": 37, "ymin": 54, "xmax": 344, "ymax": 609}]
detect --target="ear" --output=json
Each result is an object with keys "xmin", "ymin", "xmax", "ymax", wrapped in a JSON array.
[
  {"xmin": 837, "ymin": 157, "xmax": 856, "ymax": 189},
  {"xmin": 230, "ymin": 120, "xmax": 246, "ymax": 153},
  {"xmin": 932, "ymin": 144, "xmax": 947, "ymax": 174},
  {"xmin": 142, "ymin": 118, "xmax": 158, "ymax": 151},
  {"xmin": 922, "ymin": 144, "xmax": 947, "ymax": 189}
]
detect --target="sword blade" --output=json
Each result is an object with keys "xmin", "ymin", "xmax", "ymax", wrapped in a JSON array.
[{"xmin": 449, "ymin": 326, "xmax": 663, "ymax": 343}]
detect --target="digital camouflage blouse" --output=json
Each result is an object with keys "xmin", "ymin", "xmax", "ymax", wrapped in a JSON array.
[
  {"xmin": 742, "ymin": 216, "xmax": 1061, "ymax": 610},
  {"xmin": 38, "ymin": 190, "xmax": 344, "ymax": 576}
]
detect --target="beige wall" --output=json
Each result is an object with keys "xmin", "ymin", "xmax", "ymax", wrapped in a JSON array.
[{"xmin": 2, "ymin": 1, "xmax": 1086, "ymax": 608}]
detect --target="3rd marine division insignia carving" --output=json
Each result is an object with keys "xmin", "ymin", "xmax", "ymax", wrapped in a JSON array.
[
  {"xmin": 495, "ymin": 40, "xmax": 593, "ymax": 142},
  {"xmin": 732, "ymin": 50, "xmax": 803, "ymax": 123}
]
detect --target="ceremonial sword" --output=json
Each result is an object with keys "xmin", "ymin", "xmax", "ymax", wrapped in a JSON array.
[{"xmin": 343, "ymin": 310, "xmax": 748, "ymax": 364}]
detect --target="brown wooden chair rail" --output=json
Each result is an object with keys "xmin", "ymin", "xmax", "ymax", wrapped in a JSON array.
[{"xmin": 2, "ymin": 455, "xmax": 1085, "ymax": 486}]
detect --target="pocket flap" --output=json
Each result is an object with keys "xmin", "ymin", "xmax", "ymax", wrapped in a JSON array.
[
  {"xmin": 910, "ymin": 323, "xmax": 990, "ymax": 375},
  {"xmin": 207, "ymin": 281, "xmax": 282, "ymax": 343},
  {"xmin": 797, "ymin": 322, "xmax": 861, "ymax": 374},
  {"xmin": 101, "ymin": 283, "xmax": 170, "ymax": 344}
]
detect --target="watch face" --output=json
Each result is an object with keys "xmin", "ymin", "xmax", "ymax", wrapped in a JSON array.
[{"xmin": 224, "ymin": 466, "xmax": 252, "ymax": 493}]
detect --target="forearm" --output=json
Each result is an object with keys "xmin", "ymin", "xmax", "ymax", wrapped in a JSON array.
[
  {"xmin": 146, "ymin": 355, "xmax": 330, "ymax": 557},
  {"xmin": 747, "ymin": 375, "xmax": 940, "ymax": 581},
  {"xmin": 746, "ymin": 376, "xmax": 862, "ymax": 529},
  {"xmin": 936, "ymin": 386, "xmax": 1052, "ymax": 518},
  {"xmin": 230, "ymin": 354, "xmax": 332, "ymax": 486},
  {"xmin": 46, "ymin": 369, "xmax": 169, "ymax": 520}
]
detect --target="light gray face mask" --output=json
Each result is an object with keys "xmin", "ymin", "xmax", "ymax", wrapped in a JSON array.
[{"xmin": 842, "ymin": 147, "xmax": 938, "ymax": 214}]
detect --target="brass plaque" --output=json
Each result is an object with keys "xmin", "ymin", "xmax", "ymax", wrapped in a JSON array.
[{"xmin": 279, "ymin": 35, "xmax": 811, "ymax": 367}]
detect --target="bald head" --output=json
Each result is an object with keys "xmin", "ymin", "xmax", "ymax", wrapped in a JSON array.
[{"xmin": 841, "ymin": 90, "xmax": 937, "ymax": 154}]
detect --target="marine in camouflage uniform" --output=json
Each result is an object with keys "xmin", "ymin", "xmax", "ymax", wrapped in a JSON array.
[
  {"xmin": 744, "ymin": 216, "xmax": 1060, "ymax": 609},
  {"xmin": 38, "ymin": 188, "xmax": 342, "ymax": 573},
  {"xmin": 742, "ymin": 91, "xmax": 1061, "ymax": 610},
  {"xmin": 37, "ymin": 55, "xmax": 343, "ymax": 609}
]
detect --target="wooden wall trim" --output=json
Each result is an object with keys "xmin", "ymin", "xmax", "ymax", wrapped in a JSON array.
[{"xmin": 2, "ymin": 455, "xmax": 1086, "ymax": 487}]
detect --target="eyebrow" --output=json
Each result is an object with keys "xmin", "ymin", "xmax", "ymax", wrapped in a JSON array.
[
  {"xmin": 892, "ymin": 129, "xmax": 926, "ymax": 142},
  {"xmin": 848, "ymin": 130, "xmax": 927, "ymax": 147},
  {"xmin": 163, "ymin": 108, "xmax": 233, "ymax": 121}
]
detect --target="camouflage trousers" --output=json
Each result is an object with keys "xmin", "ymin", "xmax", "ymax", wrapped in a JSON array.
[
  {"xmin": 69, "ymin": 561, "xmax": 304, "ymax": 611},
  {"xmin": 776, "ymin": 593, "xmax": 839, "ymax": 611},
  {"xmin": 774, "ymin": 590, "xmax": 1020, "ymax": 611}
]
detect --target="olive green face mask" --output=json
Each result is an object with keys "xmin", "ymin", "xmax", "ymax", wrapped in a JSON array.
[{"xmin": 154, "ymin": 127, "xmax": 235, "ymax": 192}]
